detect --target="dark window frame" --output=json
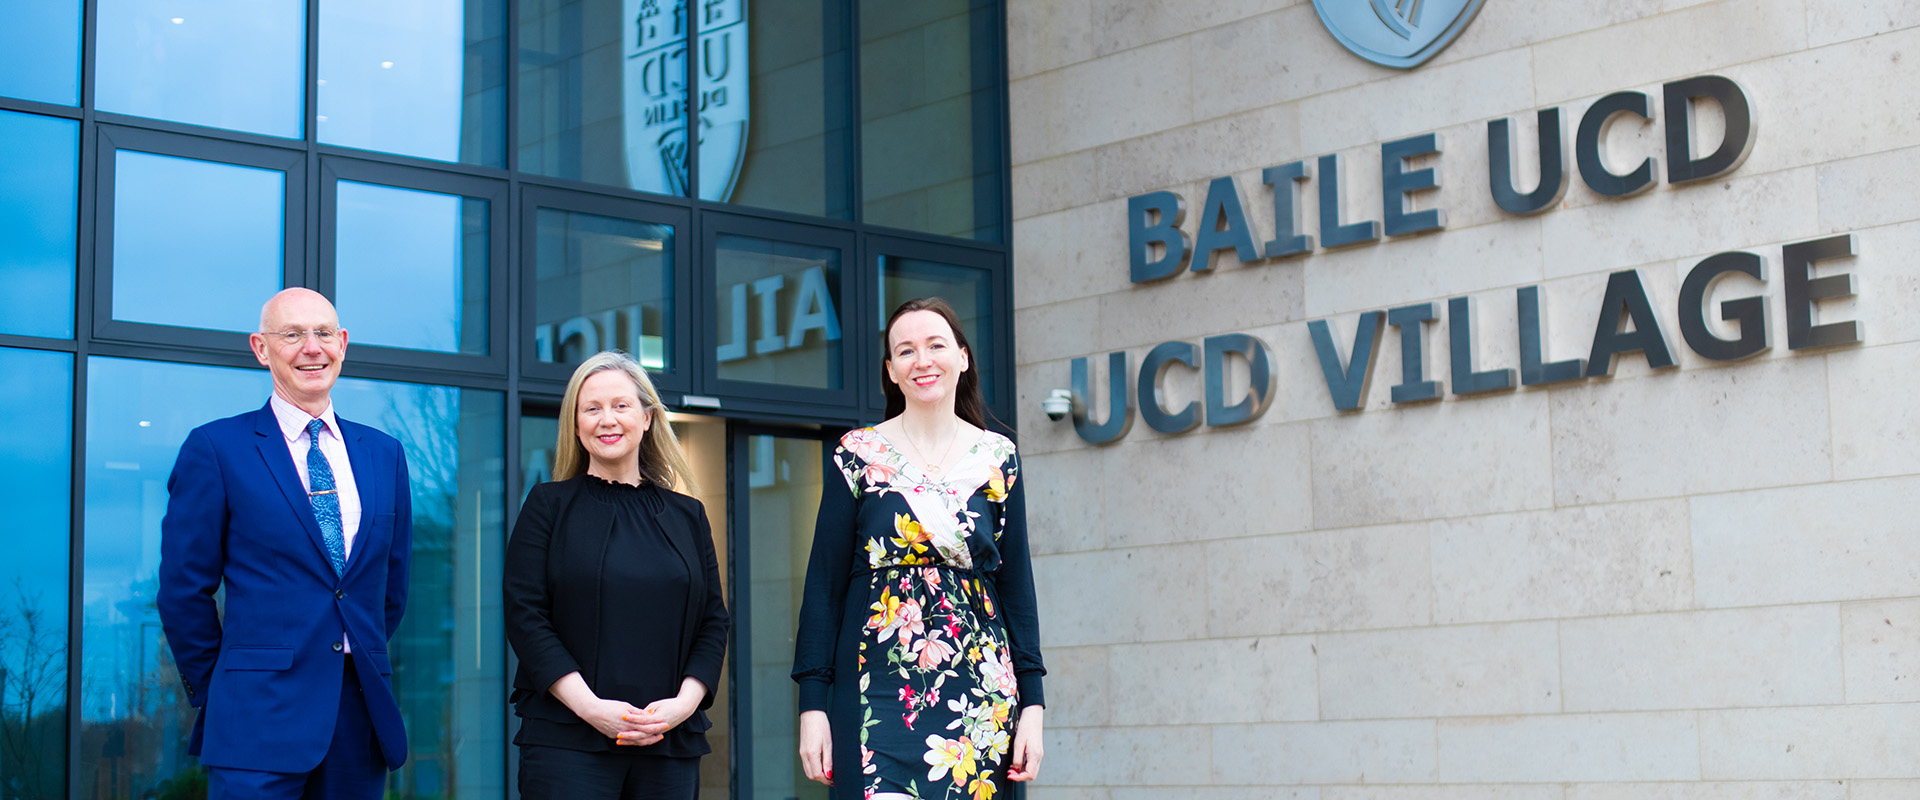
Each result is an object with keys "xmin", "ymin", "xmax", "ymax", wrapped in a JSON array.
[{"xmin": 699, "ymin": 211, "xmax": 861, "ymax": 410}]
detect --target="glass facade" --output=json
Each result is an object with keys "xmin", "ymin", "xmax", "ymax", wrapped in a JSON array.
[
  {"xmin": 0, "ymin": 349, "xmax": 72, "ymax": 800},
  {"xmin": 0, "ymin": 111, "xmax": 79, "ymax": 339},
  {"xmin": 319, "ymin": 0, "xmax": 508, "ymax": 167},
  {"xmin": 109, "ymin": 151, "xmax": 287, "ymax": 334},
  {"xmin": 0, "ymin": 1, "xmax": 1009, "ymax": 797},
  {"xmin": 96, "ymin": 0, "xmax": 307, "ymax": 138}
]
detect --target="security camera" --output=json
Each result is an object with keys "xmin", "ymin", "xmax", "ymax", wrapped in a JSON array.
[{"xmin": 1041, "ymin": 390, "xmax": 1073, "ymax": 422}]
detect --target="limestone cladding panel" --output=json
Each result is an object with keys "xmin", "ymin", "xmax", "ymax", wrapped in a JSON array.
[
  {"xmin": 1091, "ymin": 103, "xmax": 1303, "ymax": 210},
  {"xmin": 1727, "ymin": 27, "xmax": 1920, "ymax": 176},
  {"xmin": 1106, "ymin": 635, "xmax": 1318, "ymax": 726},
  {"xmin": 1187, "ymin": 5, "xmax": 1393, "ymax": 122},
  {"xmin": 1436, "ymin": 711, "xmax": 1700, "ymax": 782},
  {"xmin": 1819, "ymin": 145, "xmax": 1920, "ymax": 233},
  {"xmin": 1421, "ymin": 0, "xmax": 1663, "ymax": 71},
  {"xmin": 1031, "ymin": 544, "xmax": 1208, "ymax": 648},
  {"xmin": 1020, "ymin": 447, "xmax": 1108, "ymax": 555},
  {"xmin": 1005, "ymin": 0, "xmax": 1094, "ymax": 81},
  {"xmin": 1099, "ymin": 259, "xmax": 1304, "ymax": 350},
  {"xmin": 1044, "ymin": 726, "xmax": 1212, "ymax": 787},
  {"xmin": 1540, "ymin": 168, "xmax": 1818, "ymax": 281},
  {"xmin": 1430, "ymin": 500, "xmax": 1691, "ymax": 625},
  {"xmin": 1012, "ymin": 198, "xmax": 1133, "ymax": 309},
  {"xmin": 1325, "ymin": 788, "xmax": 1567, "ymax": 800},
  {"xmin": 1853, "ymin": 781, "xmax": 1920, "ymax": 800},
  {"xmin": 1811, "ymin": 0, "xmax": 1920, "ymax": 46},
  {"xmin": 1692, "ymin": 474, "xmax": 1920, "ymax": 608},
  {"xmin": 1530, "ymin": 0, "xmax": 1808, "ymax": 104},
  {"xmin": 1296, "ymin": 48, "xmax": 1534, "ymax": 158},
  {"xmin": 1700, "ymin": 703, "xmax": 1920, "ymax": 779},
  {"xmin": 1830, "ymin": 341, "xmax": 1920, "ymax": 480},
  {"xmin": 1308, "ymin": 391, "xmax": 1554, "ymax": 528},
  {"xmin": 1010, "ymin": 36, "xmax": 1192, "ymax": 165},
  {"xmin": 1316, "ymin": 621, "xmax": 1561, "ymax": 720},
  {"xmin": 1210, "ymin": 719, "xmax": 1438, "ymax": 784},
  {"xmin": 1558, "ymin": 605, "xmax": 1845, "ymax": 712},
  {"xmin": 1039, "ymin": 644, "xmax": 1111, "ymax": 728},
  {"xmin": 1012, "ymin": 150, "xmax": 1099, "ymax": 221},
  {"xmin": 1303, "ymin": 215, "xmax": 1543, "ymax": 319},
  {"xmin": 1548, "ymin": 355, "xmax": 1832, "ymax": 506},
  {"xmin": 1103, "ymin": 424, "xmax": 1313, "ymax": 546},
  {"xmin": 1841, "ymin": 598, "xmax": 1920, "ymax": 705},
  {"xmin": 1805, "ymin": 222, "xmax": 1920, "ymax": 352},
  {"xmin": 1015, "ymin": 295, "xmax": 1102, "ymax": 367},
  {"xmin": 1206, "ymin": 523, "xmax": 1432, "ymax": 638},
  {"xmin": 1567, "ymin": 782, "xmax": 1850, "ymax": 800}
]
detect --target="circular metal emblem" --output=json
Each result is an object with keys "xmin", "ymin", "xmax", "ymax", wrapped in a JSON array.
[{"xmin": 1310, "ymin": 0, "xmax": 1488, "ymax": 69}]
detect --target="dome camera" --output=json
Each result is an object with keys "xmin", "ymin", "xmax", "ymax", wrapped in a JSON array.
[{"xmin": 1041, "ymin": 390, "xmax": 1073, "ymax": 422}]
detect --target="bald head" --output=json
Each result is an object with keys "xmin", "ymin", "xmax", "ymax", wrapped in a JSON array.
[
  {"xmin": 260, "ymin": 287, "xmax": 338, "ymax": 333},
  {"xmin": 252, "ymin": 288, "xmax": 348, "ymax": 416}
]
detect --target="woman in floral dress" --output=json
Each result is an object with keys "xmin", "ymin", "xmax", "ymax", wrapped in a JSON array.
[{"xmin": 793, "ymin": 298, "xmax": 1047, "ymax": 800}]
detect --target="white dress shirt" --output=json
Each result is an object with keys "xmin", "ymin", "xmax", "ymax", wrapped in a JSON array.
[{"xmin": 268, "ymin": 393, "xmax": 361, "ymax": 651}]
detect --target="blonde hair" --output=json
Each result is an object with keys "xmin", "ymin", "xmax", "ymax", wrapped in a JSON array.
[{"xmin": 553, "ymin": 351, "xmax": 696, "ymax": 493}]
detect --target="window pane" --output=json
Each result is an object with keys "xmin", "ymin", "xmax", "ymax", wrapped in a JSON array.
[
  {"xmin": 0, "ymin": 0, "xmax": 81, "ymax": 105},
  {"xmin": 532, "ymin": 208, "xmax": 674, "ymax": 370},
  {"xmin": 96, "ymin": 0, "xmax": 306, "ymax": 139},
  {"xmin": 702, "ymin": 0, "xmax": 852, "ymax": 218},
  {"xmin": 81, "ymin": 358, "xmax": 271, "ymax": 797},
  {"xmin": 0, "ymin": 348, "xmax": 72, "ymax": 800},
  {"xmin": 319, "ymin": 0, "xmax": 508, "ymax": 167},
  {"xmin": 0, "ymin": 111, "xmax": 79, "ymax": 339},
  {"xmin": 744, "ymin": 434, "xmax": 826, "ymax": 800},
  {"xmin": 858, "ymin": 0, "xmax": 1003, "ymax": 241},
  {"xmin": 714, "ymin": 235, "xmax": 843, "ymax": 389},
  {"xmin": 518, "ymin": 0, "xmax": 689, "ymax": 195},
  {"xmin": 331, "ymin": 378, "xmax": 505, "ymax": 800},
  {"xmin": 111, "ymin": 151, "xmax": 285, "ymax": 334},
  {"xmin": 335, "ymin": 181, "xmax": 489, "ymax": 355},
  {"xmin": 519, "ymin": 413, "xmax": 559, "ymax": 505},
  {"xmin": 879, "ymin": 256, "xmax": 995, "ymax": 402}
]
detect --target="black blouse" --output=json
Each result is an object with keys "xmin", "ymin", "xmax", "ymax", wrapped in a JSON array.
[{"xmin": 504, "ymin": 474, "xmax": 729, "ymax": 757}]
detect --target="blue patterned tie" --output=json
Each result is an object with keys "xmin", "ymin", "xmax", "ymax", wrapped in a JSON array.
[{"xmin": 306, "ymin": 419, "xmax": 347, "ymax": 577}]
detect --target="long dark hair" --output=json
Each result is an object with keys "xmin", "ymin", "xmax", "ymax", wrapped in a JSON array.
[{"xmin": 882, "ymin": 297, "xmax": 988, "ymax": 429}]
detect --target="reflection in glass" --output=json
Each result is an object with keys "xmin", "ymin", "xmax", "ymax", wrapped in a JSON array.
[
  {"xmin": 81, "ymin": 359, "xmax": 269, "ymax": 799},
  {"xmin": 111, "ymin": 151, "xmax": 285, "ymax": 334},
  {"xmin": 518, "ymin": 414, "xmax": 558, "ymax": 505},
  {"xmin": 689, "ymin": 0, "xmax": 749, "ymax": 204},
  {"xmin": 532, "ymin": 208, "xmax": 673, "ymax": 370},
  {"xmin": 879, "ymin": 256, "xmax": 994, "ymax": 401},
  {"xmin": 334, "ymin": 181, "xmax": 489, "ymax": 355},
  {"xmin": 858, "ymin": 0, "xmax": 1004, "ymax": 241},
  {"xmin": 319, "ymin": 0, "xmax": 507, "ymax": 167},
  {"xmin": 331, "ymin": 378, "xmax": 505, "ymax": 800},
  {"xmin": 745, "ymin": 435, "xmax": 826, "ymax": 800},
  {"xmin": 0, "ymin": 0, "xmax": 81, "ymax": 106},
  {"xmin": 709, "ymin": 0, "xmax": 852, "ymax": 218},
  {"xmin": 518, "ymin": 0, "xmax": 689, "ymax": 195},
  {"xmin": 80, "ymin": 358, "xmax": 507, "ymax": 800},
  {"xmin": 0, "ymin": 348, "xmax": 72, "ymax": 800},
  {"xmin": 714, "ymin": 235, "xmax": 843, "ymax": 389},
  {"xmin": 0, "ymin": 111, "xmax": 79, "ymax": 339},
  {"xmin": 670, "ymin": 415, "xmax": 731, "ymax": 799},
  {"xmin": 96, "ymin": 0, "xmax": 306, "ymax": 138}
]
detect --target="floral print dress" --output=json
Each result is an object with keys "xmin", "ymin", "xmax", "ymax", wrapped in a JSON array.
[{"xmin": 793, "ymin": 428, "xmax": 1047, "ymax": 800}]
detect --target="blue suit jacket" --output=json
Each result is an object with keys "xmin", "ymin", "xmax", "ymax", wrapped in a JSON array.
[{"xmin": 157, "ymin": 402, "xmax": 412, "ymax": 773}]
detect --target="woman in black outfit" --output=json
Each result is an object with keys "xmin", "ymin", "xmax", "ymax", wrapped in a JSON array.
[{"xmin": 505, "ymin": 350, "xmax": 730, "ymax": 800}]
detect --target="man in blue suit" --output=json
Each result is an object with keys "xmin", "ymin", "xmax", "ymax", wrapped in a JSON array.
[{"xmin": 159, "ymin": 287, "xmax": 412, "ymax": 799}]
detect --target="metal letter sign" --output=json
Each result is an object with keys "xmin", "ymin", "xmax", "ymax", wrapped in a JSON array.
[
  {"xmin": 1311, "ymin": 0, "xmax": 1487, "ymax": 69},
  {"xmin": 625, "ymin": 0, "xmax": 750, "ymax": 200}
]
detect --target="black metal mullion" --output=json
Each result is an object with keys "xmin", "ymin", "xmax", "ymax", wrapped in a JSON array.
[
  {"xmin": 845, "ymin": 0, "xmax": 863, "ymax": 225},
  {"xmin": 685, "ymin": 0, "xmax": 700, "ymax": 204},
  {"xmin": 724, "ymin": 422, "xmax": 748, "ymax": 800},
  {"xmin": 66, "ymin": 0, "xmax": 97, "ymax": 786}
]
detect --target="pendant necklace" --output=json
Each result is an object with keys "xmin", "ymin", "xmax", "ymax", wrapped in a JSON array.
[{"xmin": 899, "ymin": 422, "xmax": 959, "ymax": 476}]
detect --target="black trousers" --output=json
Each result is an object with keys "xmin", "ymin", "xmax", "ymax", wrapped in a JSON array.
[{"xmin": 518, "ymin": 744, "xmax": 700, "ymax": 800}]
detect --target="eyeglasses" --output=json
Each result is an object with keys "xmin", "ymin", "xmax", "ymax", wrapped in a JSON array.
[{"xmin": 264, "ymin": 329, "xmax": 340, "ymax": 346}]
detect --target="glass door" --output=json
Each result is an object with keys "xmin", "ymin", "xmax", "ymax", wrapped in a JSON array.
[{"xmin": 730, "ymin": 427, "xmax": 830, "ymax": 800}]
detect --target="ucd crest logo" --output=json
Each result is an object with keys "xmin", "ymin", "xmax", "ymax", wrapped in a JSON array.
[
  {"xmin": 623, "ymin": 0, "xmax": 749, "ymax": 199},
  {"xmin": 1311, "ymin": 0, "xmax": 1486, "ymax": 69}
]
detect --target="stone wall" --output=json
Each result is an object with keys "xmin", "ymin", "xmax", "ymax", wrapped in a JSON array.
[{"xmin": 1005, "ymin": 0, "xmax": 1920, "ymax": 796}]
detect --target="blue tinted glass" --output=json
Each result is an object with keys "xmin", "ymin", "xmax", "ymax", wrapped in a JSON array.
[
  {"xmin": 80, "ymin": 358, "xmax": 270, "ymax": 794},
  {"xmin": 319, "ymin": 0, "xmax": 507, "ymax": 166},
  {"xmin": 334, "ymin": 181, "xmax": 489, "ymax": 355},
  {"xmin": 0, "ymin": 348, "xmax": 72, "ymax": 799},
  {"xmin": 532, "ymin": 208, "xmax": 673, "ymax": 370},
  {"xmin": 715, "ymin": 235, "xmax": 843, "ymax": 389},
  {"xmin": 518, "ymin": 0, "xmax": 690, "ymax": 195},
  {"xmin": 112, "ymin": 151, "xmax": 285, "ymax": 334},
  {"xmin": 96, "ymin": 0, "xmax": 306, "ymax": 138},
  {"xmin": 879, "ymin": 256, "xmax": 994, "ymax": 401},
  {"xmin": 0, "ymin": 111, "xmax": 79, "ymax": 339},
  {"xmin": 0, "ymin": 0, "xmax": 81, "ymax": 105},
  {"xmin": 330, "ymin": 378, "xmax": 505, "ymax": 800},
  {"xmin": 701, "ymin": 0, "xmax": 854, "ymax": 219}
]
